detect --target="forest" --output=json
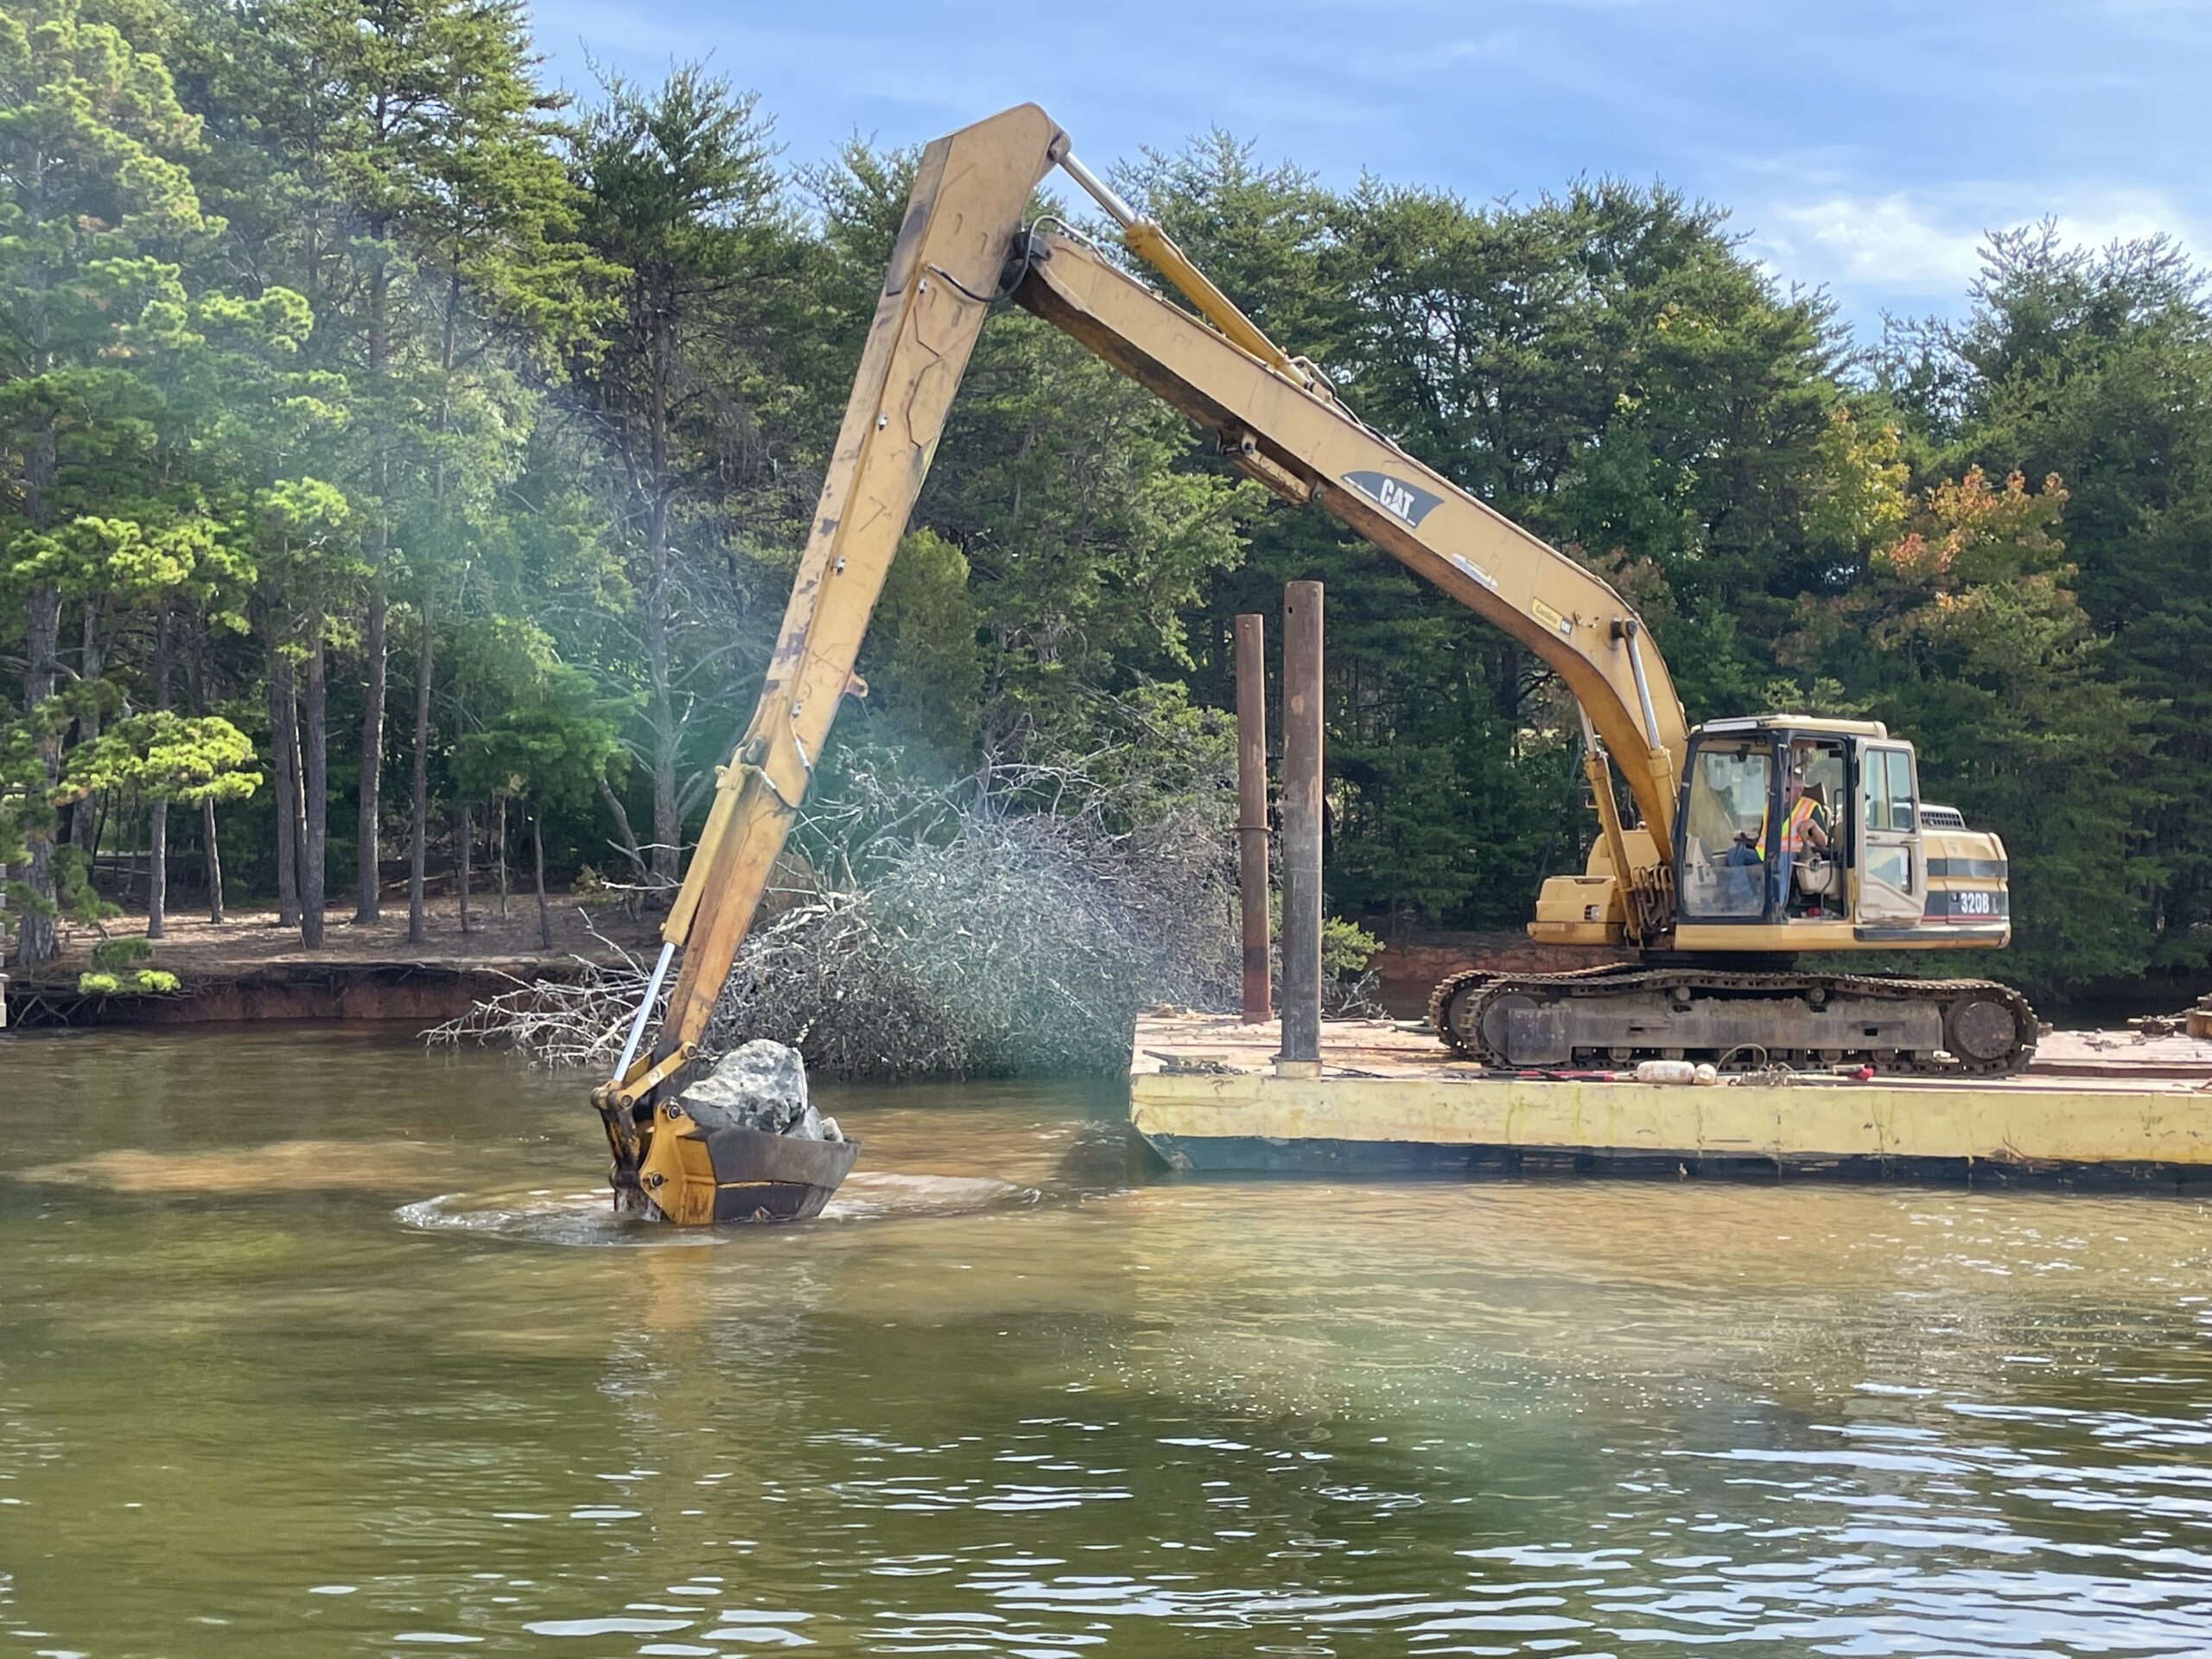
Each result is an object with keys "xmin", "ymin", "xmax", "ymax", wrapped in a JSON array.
[{"xmin": 3, "ymin": 0, "xmax": 2208, "ymax": 1009}]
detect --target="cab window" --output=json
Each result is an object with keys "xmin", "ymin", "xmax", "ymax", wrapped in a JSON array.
[
  {"xmin": 1680, "ymin": 743, "xmax": 1770, "ymax": 918},
  {"xmin": 1864, "ymin": 747, "xmax": 1918, "ymax": 832}
]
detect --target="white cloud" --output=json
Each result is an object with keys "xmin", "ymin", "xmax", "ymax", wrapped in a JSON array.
[
  {"xmin": 2044, "ymin": 193, "xmax": 2207, "ymax": 258},
  {"xmin": 1752, "ymin": 194, "xmax": 1987, "ymax": 291},
  {"xmin": 1745, "ymin": 183, "xmax": 2208, "ymax": 313}
]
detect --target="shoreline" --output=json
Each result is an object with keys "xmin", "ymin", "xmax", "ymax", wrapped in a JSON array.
[{"xmin": 3, "ymin": 896, "xmax": 659, "ymax": 1028}]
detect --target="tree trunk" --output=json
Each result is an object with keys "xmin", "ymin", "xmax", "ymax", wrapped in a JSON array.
[
  {"xmin": 404, "ymin": 597, "xmax": 433, "ymax": 942},
  {"xmin": 69, "ymin": 600, "xmax": 105, "ymax": 856},
  {"xmin": 19, "ymin": 582, "xmax": 62, "ymax": 964},
  {"xmin": 18, "ymin": 407, "xmax": 62, "ymax": 962},
  {"xmin": 301, "ymin": 623, "xmax": 328, "ymax": 949},
  {"xmin": 645, "ymin": 482, "xmax": 680, "ymax": 885},
  {"xmin": 356, "ymin": 578, "xmax": 387, "ymax": 921},
  {"xmin": 121, "ymin": 788, "xmax": 141, "ymax": 906},
  {"xmin": 406, "ymin": 596, "xmax": 435, "ymax": 943},
  {"xmin": 202, "ymin": 798, "xmax": 226, "ymax": 924},
  {"xmin": 597, "ymin": 773, "xmax": 648, "ymax": 881},
  {"xmin": 289, "ymin": 678, "xmax": 308, "ymax": 919},
  {"xmin": 188, "ymin": 615, "xmax": 225, "ymax": 925},
  {"xmin": 359, "ymin": 215, "xmax": 392, "ymax": 924},
  {"xmin": 496, "ymin": 796, "xmax": 509, "ymax": 918},
  {"xmin": 532, "ymin": 809, "xmax": 551, "ymax": 950},
  {"xmin": 149, "ymin": 804, "xmax": 168, "ymax": 937},
  {"xmin": 597, "ymin": 773, "xmax": 648, "ymax": 921},
  {"xmin": 640, "ymin": 279, "xmax": 683, "ymax": 890},
  {"xmin": 405, "ymin": 247, "xmax": 465, "ymax": 942},
  {"xmin": 457, "ymin": 802, "xmax": 472, "ymax": 935},
  {"xmin": 148, "ymin": 612, "xmax": 173, "ymax": 940},
  {"xmin": 650, "ymin": 679, "xmax": 679, "ymax": 884},
  {"xmin": 87, "ymin": 785, "xmax": 110, "ymax": 882},
  {"xmin": 269, "ymin": 653, "xmax": 302, "ymax": 929}
]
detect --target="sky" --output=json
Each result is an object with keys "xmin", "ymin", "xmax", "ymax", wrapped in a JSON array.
[{"xmin": 524, "ymin": 0, "xmax": 2212, "ymax": 341}]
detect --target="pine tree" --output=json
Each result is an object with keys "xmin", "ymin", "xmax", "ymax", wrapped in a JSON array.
[{"xmin": 1, "ymin": 0, "xmax": 221, "ymax": 961}]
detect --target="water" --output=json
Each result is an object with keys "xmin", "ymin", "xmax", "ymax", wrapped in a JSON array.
[{"xmin": 4, "ymin": 1027, "xmax": 2212, "ymax": 1656}]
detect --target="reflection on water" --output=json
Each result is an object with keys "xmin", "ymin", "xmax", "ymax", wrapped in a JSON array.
[
  {"xmin": 24, "ymin": 1137, "xmax": 444, "ymax": 1194},
  {"xmin": 3, "ymin": 1026, "xmax": 2210, "ymax": 1656}
]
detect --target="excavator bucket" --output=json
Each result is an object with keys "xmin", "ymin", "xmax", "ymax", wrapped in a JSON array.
[{"xmin": 633, "ymin": 1106, "xmax": 861, "ymax": 1227}]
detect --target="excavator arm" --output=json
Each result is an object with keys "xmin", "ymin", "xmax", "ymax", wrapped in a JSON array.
[{"xmin": 594, "ymin": 103, "xmax": 1690, "ymax": 1217}]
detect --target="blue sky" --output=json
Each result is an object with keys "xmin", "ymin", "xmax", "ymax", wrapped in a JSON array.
[{"xmin": 525, "ymin": 0, "xmax": 2210, "ymax": 341}]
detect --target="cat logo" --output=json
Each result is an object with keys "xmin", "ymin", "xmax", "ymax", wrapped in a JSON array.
[{"xmin": 1342, "ymin": 469, "xmax": 1443, "ymax": 528}]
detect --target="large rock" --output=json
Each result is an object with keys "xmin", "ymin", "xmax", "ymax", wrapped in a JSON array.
[{"xmin": 678, "ymin": 1039, "xmax": 840, "ymax": 1141}]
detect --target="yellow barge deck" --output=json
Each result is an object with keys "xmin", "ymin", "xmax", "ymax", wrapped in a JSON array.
[{"xmin": 1128, "ymin": 1012, "xmax": 2212, "ymax": 1185}]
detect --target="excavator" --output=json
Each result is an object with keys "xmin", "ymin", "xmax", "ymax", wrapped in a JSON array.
[{"xmin": 593, "ymin": 104, "xmax": 2036, "ymax": 1224}]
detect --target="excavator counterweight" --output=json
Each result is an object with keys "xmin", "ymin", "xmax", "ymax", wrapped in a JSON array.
[{"xmin": 598, "ymin": 104, "xmax": 2032, "ymax": 1224}]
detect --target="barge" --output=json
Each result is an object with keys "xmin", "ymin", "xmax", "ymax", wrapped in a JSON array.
[{"xmin": 1129, "ymin": 1012, "xmax": 2212, "ymax": 1185}]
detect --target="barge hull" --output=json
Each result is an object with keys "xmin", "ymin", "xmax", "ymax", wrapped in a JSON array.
[{"xmin": 1141, "ymin": 1131, "xmax": 2212, "ymax": 1189}]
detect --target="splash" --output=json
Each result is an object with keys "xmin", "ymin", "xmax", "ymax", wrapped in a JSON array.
[
  {"xmin": 396, "ymin": 1170, "xmax": 1037, "ymax": 1244},
  {"xmin": 396, "ymin": 1189, "xmax": 721, "ymax": 1248}
]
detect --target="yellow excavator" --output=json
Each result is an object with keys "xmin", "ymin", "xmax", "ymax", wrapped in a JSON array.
[{"xmin": 594, "ymin": 104, "xmax": 2035, "ymax": 1224}]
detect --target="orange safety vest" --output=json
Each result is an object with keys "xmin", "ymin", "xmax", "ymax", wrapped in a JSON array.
[{"xmin": 1780, "ymin": 795, "xmax": 1821, "ymax": 854}]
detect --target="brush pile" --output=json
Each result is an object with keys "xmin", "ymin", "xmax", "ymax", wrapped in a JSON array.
[{"xmin": 428, "ymin": 756, "xmax": 1241, "ymax": 1077}]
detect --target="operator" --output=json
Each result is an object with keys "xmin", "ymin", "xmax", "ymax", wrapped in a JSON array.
[{"xmin": 1777, "ymin": 768, "xmax": 1830, "ymax": 913}]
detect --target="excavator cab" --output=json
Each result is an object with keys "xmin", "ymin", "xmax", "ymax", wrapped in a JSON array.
[
  {"xmin": 1484, "ymin": 711, "xmax": 2029, "ymax": 1071},
  {"xmin": 1671, "ymin": 716, "xmax": 2011, "ymax": 952},
  {"xmin": 1530, "ymin": 715, "xmax": 2011, "ymax": 960}
]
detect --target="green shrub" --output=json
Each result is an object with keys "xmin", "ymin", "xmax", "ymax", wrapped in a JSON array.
[
  {"xmin": 77, "ymin": 968, "xmax": 180, "ymax": 995},
  {"xmin": 1322, "ymin": 916, "xmax": 1383, "ymax": 978},
  {"xmin": 90, "ymin": 936, "xmax": 156, "ymax": 970}
]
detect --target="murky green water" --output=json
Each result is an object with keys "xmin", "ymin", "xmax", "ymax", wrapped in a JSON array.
[{"xmin": 4, "ymin": 1027, "xmax": 2212, "ymax": 1656}]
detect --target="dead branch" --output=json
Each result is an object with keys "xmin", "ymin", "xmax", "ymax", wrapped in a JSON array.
[{"xmin": 428, "ymin": 754, "xmax": 1242, "ymax": 1077}]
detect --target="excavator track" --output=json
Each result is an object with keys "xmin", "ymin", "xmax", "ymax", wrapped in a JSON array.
[{"xmin": 1427, "ymin": 965, "xmax": 2037, "ymax": 1077}]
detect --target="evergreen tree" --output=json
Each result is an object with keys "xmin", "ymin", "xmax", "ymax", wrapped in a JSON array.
[
  {"xmin": 1896, "ymin": 228, "xmax": 2212, "ymax": 976},
  {"xmin": 0, "ymin": 0, "xmax": 245, "ymax": 961},
  {"xmin": 568, "ymin": 64, "xmax": 796, "ymax": 881},
  {"xmin": 451, "ymin": 655, "xmax": 618, "ymax": 948}
]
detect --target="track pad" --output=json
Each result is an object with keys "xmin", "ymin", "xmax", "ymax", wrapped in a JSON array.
[{"xmin": 1503, "ymin": 1003, "xmax": 1572, "ymax": 1065}]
